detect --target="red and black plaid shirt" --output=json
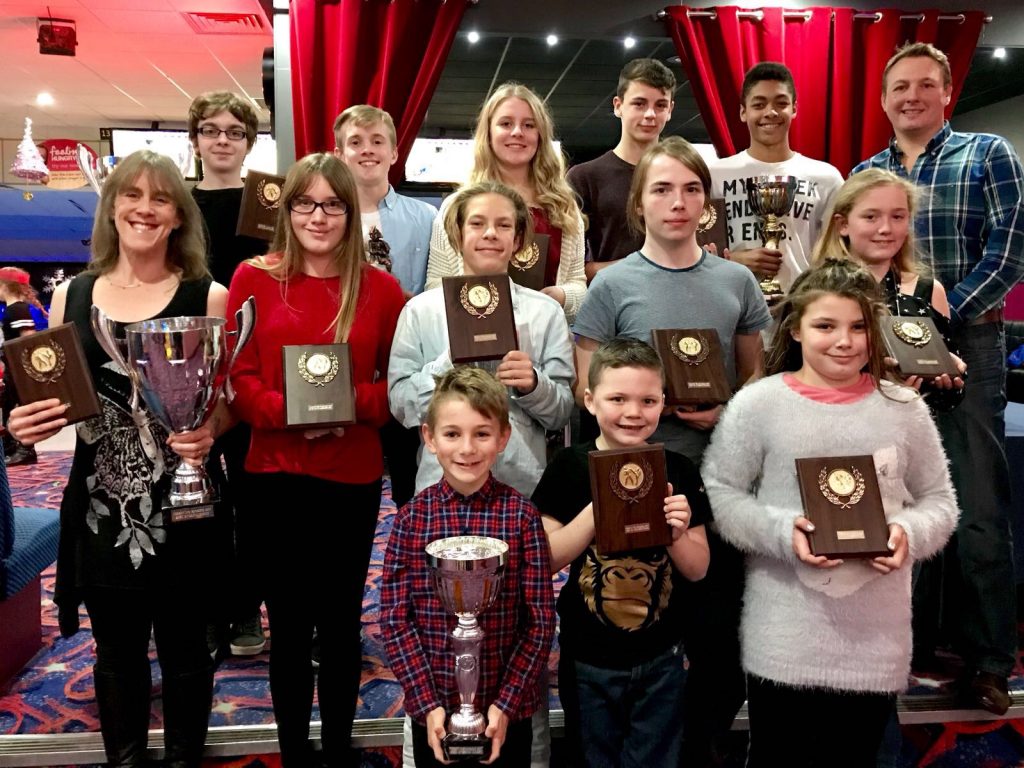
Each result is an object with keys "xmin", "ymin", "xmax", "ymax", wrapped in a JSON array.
[{"xmin": 381, "ymin": 475, "xmax": 555, "ymax": 724}]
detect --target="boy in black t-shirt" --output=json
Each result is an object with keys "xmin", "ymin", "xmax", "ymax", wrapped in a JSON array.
[
  {"xmin": 532, "ymin": 338, "xmax": 710, "ymax": 768},
  {"xmin": 188, "ymin": 91, "xmax": 268, "ymax": 658}
]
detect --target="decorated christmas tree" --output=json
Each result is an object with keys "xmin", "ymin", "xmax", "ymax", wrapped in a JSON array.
[{"xmin": 10, "ymin": 117, "xmax": 49, "ymax": 183}]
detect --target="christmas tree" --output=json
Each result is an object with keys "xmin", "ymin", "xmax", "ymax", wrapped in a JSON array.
[{"xmin": 10, "ymin": 117, "xmax": 50, "ymax": 183}]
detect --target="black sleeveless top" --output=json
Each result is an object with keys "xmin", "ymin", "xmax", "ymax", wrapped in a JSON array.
[{"xmin": 55, "ymin": 273, "xmax": 216, "ymax": 633}]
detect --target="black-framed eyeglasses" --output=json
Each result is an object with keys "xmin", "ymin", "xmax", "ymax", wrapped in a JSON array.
[
  {"xmin": 197, "ymin": 125, "xmax": 248, "ymax": 141},
  {"xmin": 288, "ymin": 198, "xmax": 349, "ymax": 216}
]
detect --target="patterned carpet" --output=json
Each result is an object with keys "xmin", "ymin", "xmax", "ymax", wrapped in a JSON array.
[{"xmin": 2, "ymin": 453, "xmax": 1024, "ymax": 766}]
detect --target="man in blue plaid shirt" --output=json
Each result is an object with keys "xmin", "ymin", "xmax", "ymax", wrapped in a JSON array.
[{"xmin": 856, "ymin": 42, "xmax": 1024, "ymax": 715}]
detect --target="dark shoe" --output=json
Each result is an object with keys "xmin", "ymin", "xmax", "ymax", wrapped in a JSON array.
[
  {"xmin": 161, "ymin": 667, "xmax": 214, "ymax": 767},
  {"xmin": 5, "ymin": 445, "xmax": 37, "ymax": 466},
  {"xmin": 968, "ymin": 671, "xmax": 1011, "ymax": 716},
  {"xmin": 229, "ymin": 615, "xmax": 266, "ymax": 656}
]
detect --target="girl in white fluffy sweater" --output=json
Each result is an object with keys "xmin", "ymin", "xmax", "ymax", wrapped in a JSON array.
[{"xmin": 702, "ymin": 258, "xmax": 958, "ymax": 767}]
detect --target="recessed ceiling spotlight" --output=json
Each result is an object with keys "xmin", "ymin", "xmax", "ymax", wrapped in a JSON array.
[
  {"xmin": 36, "ymin": 92, "xmax": 54, "ymax": 107},
  {"xmin": 624, "ymin": 36, "xmax": 636, "ymax": 49},
  {"xmin": 546, "ymin": 34, "xmax": 558, "ymax": 46},
  {"xmin": 993, "ymin": 47, "xmax": 1007, "ymax": 59},
  {"xmin": 467, "ymin": 30, "xmax": 480, "ymax": 44}
]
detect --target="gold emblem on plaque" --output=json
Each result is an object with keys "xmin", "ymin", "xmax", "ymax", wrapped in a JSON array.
[
  {"xmin": 459, "ymin": 282, "xmax": 500, "ymax": 319},
  {"xmin": 22, "ymin": 341, "xmax": 65, "ymax": 383},
  {"xmin": 510, "ymin": 242, "xmax": 540, "ymax": 272},
  {"xmin": 298, "ymin": 351, "xmax": 339, "ymax": 387},
  {"xmin": 257, "ymin": 179, "xmax": 282, "ymax": 209},
  {"xmin": 697, "ymin": 203, "xmax": 717, "ymax": 234},
  {"xmin": 818, "ymin": 466, "xmax": 865, "ymax": 509},
  {"xmin": 892, "ymin": 319, "xmax": 931, "ymax": 347},
  {"xmin": 670, "ymin": 333, "xmax": 710, "ymax": 365},
  {"xmin": 611, "ymin": 458, "xmax": 654, "ymax": 503}
]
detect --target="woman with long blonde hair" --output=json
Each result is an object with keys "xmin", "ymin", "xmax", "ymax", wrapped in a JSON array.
[
  {"xmin": 225, "ymin": 152, "xmax": 405, "ymax": 767},
  {"xmin": 425, "ymin": 82, "xmax": 587, "ymax": 321}
]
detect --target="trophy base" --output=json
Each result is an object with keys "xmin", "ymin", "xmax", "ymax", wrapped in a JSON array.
[
  {"xmin": 442, "ymin": 732, "xmax": 491, "ymax": 761},
  {"xmin": 162, "ymin": 495, "xmax": 217, "ymax": 524}
]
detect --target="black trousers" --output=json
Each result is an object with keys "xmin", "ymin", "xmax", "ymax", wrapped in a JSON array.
[
  {"xmin": 745, "ymin": 675, "xmax": 894, "ymax": 768},
  {"xmin": 84, "ymin": 585, "xmax": 213, "ymax": 767},
  {"xmin": 251, "ymin": 472, "xmax": 382, "ymax": 768},
  {"xmin": 410, "ymin": 717, "xmax": 532, "ymax": 768},
  {"xmin": 380, "ymin": 415, "xmax": 420, "ymax": 509}
]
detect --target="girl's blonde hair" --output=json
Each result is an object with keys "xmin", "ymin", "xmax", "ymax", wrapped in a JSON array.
[
  {"xmin": 470, "ymin": 82, "xmax": 580, "ymax": 237},
  {"xmin": 88, "ymin": 150, "xmax": 209, "ymax": 281},
  {"xmin": 812, "ymin": 168, "xmax": 923, "ymax": 278},
  {"xmin": 257, "ymin": 153, "xmax": 365, "ymax": 343},
  {"xmin": 442, "ymin": 181, "xmax": 532, "ymax": 258},
  {"xmin": 767, "ymin": 257, "xmax": 890, "ymax": 390}
]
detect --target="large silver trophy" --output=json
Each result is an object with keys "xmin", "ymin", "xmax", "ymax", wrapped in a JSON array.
[
  {"xmin": 76, "ymin": 143, "xmax": 194, "ymax": 195},
  {"xmin": 426, "ymin": 536, "xmax": 509, "ymax": 760},
  {"xmin": 90, "ymin": 298, "xmax": 256, "ymax": 522},
  {"xmin": 747, "ymin": 174, "xmax": 798, "ymax": 298}
]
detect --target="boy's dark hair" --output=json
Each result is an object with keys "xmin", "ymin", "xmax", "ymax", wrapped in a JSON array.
[
  {"xmin": 187, "ymin": 91, "xmax": 260, "ymax": 149},
  {"xmin": 766, "ymin": 257, "xmax": 888, "ymax": 389},
  {"xmin": 589, "ymin": 337, "xmax": 665, "ymax": 389},
  {"xmin": 616, "ymin": 58, "xmax": 677, "ymax": 100},
  {"xmin": 741, "ymin": 62, "xmax": 797, "ymax": 105},
  {"xmin": 426, "ymin": 366, "xmax": 511, "ymax": 431}
]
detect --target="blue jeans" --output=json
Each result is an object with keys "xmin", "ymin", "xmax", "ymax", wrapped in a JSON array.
[
  {"xmin": 929, "ymin": 322, "xmax": 1017, "ymax": 675},
  {"xmin": 567, "ymin": 644, "xmax": 686, "ymax": 768}
]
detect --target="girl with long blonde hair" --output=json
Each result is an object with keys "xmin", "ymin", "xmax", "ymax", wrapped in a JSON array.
[{"xmin": 425, "ymin": 82, "xmax": 587, "ymax": 321}]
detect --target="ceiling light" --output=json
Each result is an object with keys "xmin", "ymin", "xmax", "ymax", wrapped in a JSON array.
[
  {"xmin": 546, "ymin": 34, "xmax": 558, "ymax": 46},
  {"xmin": 36, "ymin": 92, "xmax": 54, "ymax": 107},
  {"xmin": 467, "ymin": 30, "xmax": 480, "ymax": 44},
  {"xmin": 624, "ymin": 36, "xmax": 636, "ymax": 49},
  {"xmin": 993, "ymin": 47, "xmax": 1007, "ymax": 59}
]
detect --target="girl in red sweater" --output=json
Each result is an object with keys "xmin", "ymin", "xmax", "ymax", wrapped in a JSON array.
[{"xmin": 226, "ymin": 153, "xmax": 404, "ymax": 767}]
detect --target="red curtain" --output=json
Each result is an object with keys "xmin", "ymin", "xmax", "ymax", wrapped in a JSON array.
[
  {"xmin": 290, "ymin": 0, "xmax": 468, "ymax": 185},
  {"xmin": 665, "ymin": 6, "xmax": 986, "ymax": 176}
]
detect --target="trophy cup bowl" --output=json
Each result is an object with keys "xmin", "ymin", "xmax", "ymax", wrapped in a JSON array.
[
  {"xmin": 76, "ymin": 143, "xmax": 120, "ymax": 196},
  {"xmin": 91, "ymin": 298, "xmax": 256, "ymax": 522},
  {"xmin": 747, "ymin": 175, "xmax": 798, "ymax": 298},
  {"xmin": 426, "ymin": 536, "xmax": 509, "ymax": 760}
]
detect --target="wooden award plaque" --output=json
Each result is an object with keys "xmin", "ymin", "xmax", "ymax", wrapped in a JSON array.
[
  {"xmin": 281, "ymin": 343, "xmax": 356, "ymax": 428},
  {"xmin": 588, "ymin": 444, "xmax": 671, "ymax": 556},
  {"xmin": 795, "ymin": 455, "xmax": 890, "ymax": 559},
  {"xmin": 237, "ymin": 170, "xmax": 285, "ymax": 241},
  {"xmin": 442, "ymin": 275, "xmax": 519, "ymax": 363},
  {"xmin": 650, "ymin": 328, "xmax": 732, "ymax": 405},
  {"xmin": 696, "ymin": 198, "xmax": 728, "ymax": 254},
  {"xmin": 4, "ymin": 322, "xmax": 101, "ymax": 425},
  {"xmin": 880, "ymin": 315, "xmax": 959, "ymax": 378},
  {"xmin": 507, "ymin": 233, "xmax": 550, "ymax": 291}
]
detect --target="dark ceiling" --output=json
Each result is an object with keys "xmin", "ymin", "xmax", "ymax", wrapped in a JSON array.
[{"xmin": 419, "ymin": 35, "xmax": 1023, "ymax": 165}]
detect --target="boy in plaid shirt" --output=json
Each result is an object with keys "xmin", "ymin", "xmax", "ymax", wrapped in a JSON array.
[{"xmin": 382, "ymin": 367, "xmax": 555, "ymax": 767}]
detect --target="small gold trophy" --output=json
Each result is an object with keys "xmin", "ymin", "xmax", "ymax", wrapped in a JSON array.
[{"xmin": 747, "ymin": 175, "xmax": 798, "ymax": 298}]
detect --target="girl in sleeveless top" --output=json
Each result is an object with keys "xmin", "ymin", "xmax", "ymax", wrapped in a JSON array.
[
  {"xmin": 9, "ymin": 150, "xmax": 229, "ymax": 767},
  {"xmin": 813, "ymin": 168, "xmax": 965, "ymax": 410}
]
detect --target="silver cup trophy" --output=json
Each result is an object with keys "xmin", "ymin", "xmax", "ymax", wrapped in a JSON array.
[
  {"xmin": 426, "ymin": 535, "xmax": 509, "ymax": 760},
  {"xmin": 76, "ymin": 143, "xmax": 194, "ymax": 195},
  {"xmin": 90, "ymin": 298, "xmax": 256, "ymax": 522},
  {"xmin": 747, "ymin": 174, "xmax": 798, "ymax": 298}
]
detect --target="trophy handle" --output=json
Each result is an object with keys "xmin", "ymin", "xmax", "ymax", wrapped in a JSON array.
[
  {"xmin": 224, "ymin": 296, "xmax": 257, "ymax": 403},
  {"xmin": 89, "ymin": 304, "xmax": 163, "ymax": 464},
  {"xmin": 76, "ymin": 143, "xmax": 101, "ymax": 195}
]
